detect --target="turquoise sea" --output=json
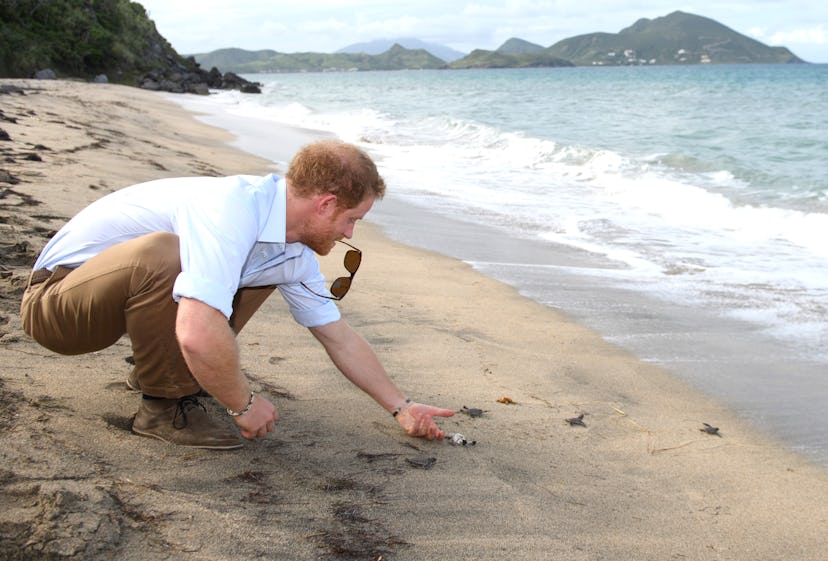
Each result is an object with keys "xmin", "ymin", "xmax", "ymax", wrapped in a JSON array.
[{"xmin": 173, "ymin": 64, "xmax": 828, "ymax": 466}]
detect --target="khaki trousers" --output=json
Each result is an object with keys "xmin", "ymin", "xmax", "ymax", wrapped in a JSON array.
[{"xmin": 20, "ymin": 232, "xmax": 275, "ymax": 398}]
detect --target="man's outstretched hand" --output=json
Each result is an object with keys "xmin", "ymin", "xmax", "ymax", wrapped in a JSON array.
[{"xmin": 395, "ymin": 402, "xmax": 455, "ymax": 440}]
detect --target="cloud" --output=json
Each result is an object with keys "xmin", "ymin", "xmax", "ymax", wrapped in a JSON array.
[
  {"xmin": 771, "ymin": 26, "xmax": 827, "ymax": 46},
  {"xmin": 355, "ymin": 15, "xmax": 423, "ymax": 36},
  {"xmin": 302, "ymin": 17, "xmax": 350, "ymax": 33},
  {"xmin": 750, "ymin": 24, "xmax": 827, "ymax": 47}
]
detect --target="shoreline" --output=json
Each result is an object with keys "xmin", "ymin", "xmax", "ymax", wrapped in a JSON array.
[{"xmin": 1, "ymin": 80, "xmax": 827, "ymax": 560}]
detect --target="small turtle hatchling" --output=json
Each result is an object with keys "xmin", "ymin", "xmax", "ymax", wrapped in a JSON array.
[
  {"xmin": 565, "ymin": 413, "xmax": 587, "ymax": 427},
  {"xmin": 460, "ymin": 405, "xmax": 484, "ymax": 418},
  {"xmin": 700, "ymin": 423, "xmax": 722, "ymax": 437}
]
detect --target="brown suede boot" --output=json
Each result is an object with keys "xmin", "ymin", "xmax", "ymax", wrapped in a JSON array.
[{"xmin": 132, "ymin": 396, "xmax": 243, "ymax": 450}]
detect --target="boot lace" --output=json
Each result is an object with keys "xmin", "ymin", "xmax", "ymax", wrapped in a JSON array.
[{"xmin": 173, "ymin": 395, "xmax": 206, "ymax": 429}]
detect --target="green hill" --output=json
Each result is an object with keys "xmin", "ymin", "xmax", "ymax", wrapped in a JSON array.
[
  {"xmin": 336, "ymin": 38, "xmax": 466, "ymax": 62},
  {"xmin": 194, "ymin": 44, "xmax": 445, "ymax": 73},
  {"xmin": 496, "ymin": 38, "xmax": 546, "ymax": 55},
  {"xmin": 546, "ymin": 11, "xmax": 803, "ymax": 65},
  {"xmin": 448, "ymin": 49, "xmax": 573, "ymax": 69},
  {"xmin": 373, "ymin": 44, "xmax": 446, "ymax": 69},
  {"xmin": 0, "ymin": 0, "xmax": 260, "ymax": 92},
  {"xmin": 0, "ymin": 0, "xmax": 184, "ymax": 82},
  {"xmin": 193, "ymin": 48, "xmax": 280, "ymax": 70}
]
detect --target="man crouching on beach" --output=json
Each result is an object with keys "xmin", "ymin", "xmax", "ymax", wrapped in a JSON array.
[{"xmin": 20, "ymin": 140, "xmax": 454, "ymax": 450}]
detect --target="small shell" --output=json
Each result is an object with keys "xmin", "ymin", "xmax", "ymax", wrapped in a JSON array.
[
  {"xmin": 449, "ymin": 433, "xmax": 466, "ymax": 445},
  {"xmin": 446, "ymin": 432, "xmax": 477, "ymax": 446}
]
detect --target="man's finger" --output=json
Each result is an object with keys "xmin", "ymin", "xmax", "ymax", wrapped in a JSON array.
[{"xmin": 430, "ymin": 407, "xmax": 455, "ymax": 418}]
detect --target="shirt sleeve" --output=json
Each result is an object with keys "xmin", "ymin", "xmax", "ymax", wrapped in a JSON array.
[
  {"xmin": 171, "ymin": 188, "xmax": 260, "ymax": 319},
  {"xmin": 274, "ymin": 249, "xmax": 342, "ymax": 327},
  {"xmin": 278, "ymin": 283, "xmax": 342, "ymax": 327}
]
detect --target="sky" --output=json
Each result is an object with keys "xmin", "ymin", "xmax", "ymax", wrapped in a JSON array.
[{"xmin": 136, "ymin": 1, "xmax": 828, "ymax": 63}]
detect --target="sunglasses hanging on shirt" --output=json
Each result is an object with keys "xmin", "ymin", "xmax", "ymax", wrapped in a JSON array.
[{"xmin": 301, "ymin": 240, "xmax": 362, "ymax": 300}]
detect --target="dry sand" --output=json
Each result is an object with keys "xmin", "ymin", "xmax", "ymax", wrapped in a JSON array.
[{"xmin": 1, "ymin": 80, "xmax": 826, "ymax": 561}]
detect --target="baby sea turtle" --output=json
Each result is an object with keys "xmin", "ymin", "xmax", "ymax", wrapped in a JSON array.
[
  {"xmin": 460, "ymin": 405, "xmax": 484, "ymax": 418},
  {"xmin": 700, "ymin": 423, "xmax": 722, "ymax": 437},
  {"xmin": 565, "ymin": 413, "xmax": 587, "ymax": 427},
  {"xmin": 405, "ymin": 455, "xmax": 437, "ymax": 469}
]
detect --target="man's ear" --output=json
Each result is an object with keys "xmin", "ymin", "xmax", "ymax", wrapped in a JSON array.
[{"xmin": 314, "ymin": 194, "xmax": 338, "ymax": 215}]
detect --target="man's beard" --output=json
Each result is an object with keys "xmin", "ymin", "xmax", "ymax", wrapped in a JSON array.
[{"xmin": 301, "ymin": 223, "xmax": 338, "ymax": 255}]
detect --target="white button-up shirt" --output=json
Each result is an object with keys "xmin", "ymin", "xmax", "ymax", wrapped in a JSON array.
[{"xmin": 33, "ymin": 174, "xmax": 340, "ymax": 327}]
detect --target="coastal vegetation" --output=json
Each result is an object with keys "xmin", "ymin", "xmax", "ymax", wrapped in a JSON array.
[
  {"xmin": 0, "ymin": 0, "xmax": 183, "ymax": 82},
  {"xmin": 0, "ymin": 0, "xmax": 260, "ymax": 93}
]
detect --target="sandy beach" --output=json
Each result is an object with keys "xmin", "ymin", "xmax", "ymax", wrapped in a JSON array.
[{"xmin": 1, "ymin": 80, "xmax": 827, "ymax": 561}]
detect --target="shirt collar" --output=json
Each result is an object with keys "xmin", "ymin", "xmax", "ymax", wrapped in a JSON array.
[{"xmin": 259, "ymin": 176, "xmax": 287, "ymax": 243}]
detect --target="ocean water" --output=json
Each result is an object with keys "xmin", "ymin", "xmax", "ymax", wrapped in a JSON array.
[{"xmin": 172, "ymin": 64, "xmax": 828, "ymax": 466}]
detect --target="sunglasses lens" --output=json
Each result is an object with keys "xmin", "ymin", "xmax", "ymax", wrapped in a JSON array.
[
  {"xmin": 330, "ymin": 276, "xmax": 352, "ymax": 298},
  {"xmin": 343, "ymin": 250, "xmax": 361, "ymax": 273}
]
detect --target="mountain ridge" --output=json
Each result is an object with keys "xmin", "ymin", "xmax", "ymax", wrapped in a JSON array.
[
  {"xmin": 195, "ymin": 11, "xmax": 803, "ymax": 73},
  {"xmin": 336, "ymin": 38, "xmax": 466, "ymax": 62}
]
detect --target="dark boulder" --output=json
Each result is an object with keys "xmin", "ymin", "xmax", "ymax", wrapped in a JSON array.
[
  {"xmin": 137, "ymin": 64, "xmax": 261, "ymax": 96},
  {"xmin": 34, "ymin": 69, "xmax": 57, "ymax": 80},
  {"xmin": 0, "ymin": 85, "xmax": 26, "ymax": 96},
  {"xmin": 138, "ymin": 78, "xmax": 161, "ymax": 91},
  {"xmin": 205, "ymin": 67, "xmax": 224, "ymax": 88},
  {"xmin": 220, "ymin": 71, "xmax": 262, "ymax": 93}
]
